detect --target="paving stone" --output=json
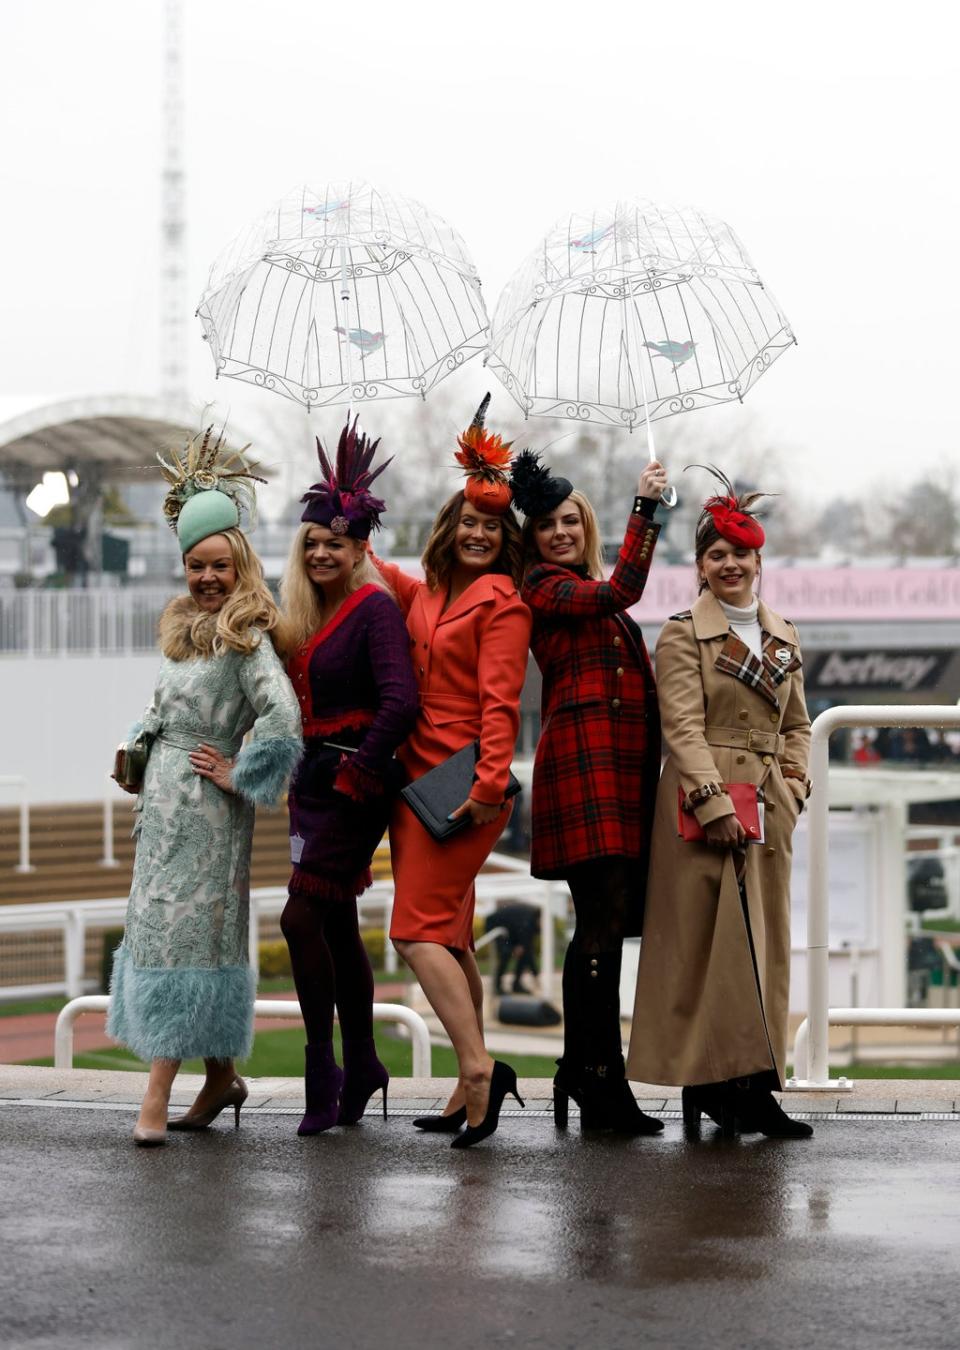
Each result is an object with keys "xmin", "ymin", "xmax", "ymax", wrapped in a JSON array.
[{"xmin": 836, "ymin": 1097, "xmax": 898, "ymax": 1114}]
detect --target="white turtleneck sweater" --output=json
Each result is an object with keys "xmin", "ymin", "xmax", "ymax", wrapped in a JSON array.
[{"xmin": 719, "ymin": 596, "xmax": 762, "ymax": 659}]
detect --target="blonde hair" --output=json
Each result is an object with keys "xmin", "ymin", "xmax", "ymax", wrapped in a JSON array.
[
  {"xmin": 279, "ymin": 521, "xmax": 393, "ymax": 650},
  {"xmin": 522, "ymin": 489, "xmax": 605, "ymax": 580},
  {"xmin": 182, "ymin": 529, "xmax": 283, "ymax": 657},
  {"xmin": 421, "ymin": 490, "xmax": 524, "ymax": 591}
]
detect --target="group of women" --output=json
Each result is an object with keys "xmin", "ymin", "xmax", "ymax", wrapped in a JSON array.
[{"xmin": 109, "ymin": 396, "xmax": 812, "ymax": 1150}]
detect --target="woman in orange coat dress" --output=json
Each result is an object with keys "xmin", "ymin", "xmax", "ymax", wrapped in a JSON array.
[{"xmin": 374, "ymin": 396, "xmax": 532, "ymax": 1149}]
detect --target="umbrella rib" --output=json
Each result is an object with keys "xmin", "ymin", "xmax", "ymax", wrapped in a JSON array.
[
  {"xmin": 283, "ymin": 275, "xmax": 311, "ymax": 386},
  {"xmin": 671, "ymin": 283, "xmax": 707, "ymax": 390},
  {"xmin": 389, "ymin": 265, "xmax": 440, "ymax": 366},
  {"xmin": 264, "ymin": 266, "xmax": 296, "ymax": 374}
]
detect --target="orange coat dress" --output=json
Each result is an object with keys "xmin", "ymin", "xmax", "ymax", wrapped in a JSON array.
[{"xmin": 376, "ymin": 560, "xmax": 532, "ymax": 950}]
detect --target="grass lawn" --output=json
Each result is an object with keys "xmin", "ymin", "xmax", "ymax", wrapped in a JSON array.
[{"xmin": 25, "ymin": 1025, "xmax": 560, "ymax": 1079}]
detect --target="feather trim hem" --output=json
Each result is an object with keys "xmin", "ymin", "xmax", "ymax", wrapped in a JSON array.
[
  {"xmin": 106, "ymin": 945, "xmax": 255, "ymax": 1061},
  {"xmin": 232, "ymin": 735, "xmax": 303, "ymax": 806}
]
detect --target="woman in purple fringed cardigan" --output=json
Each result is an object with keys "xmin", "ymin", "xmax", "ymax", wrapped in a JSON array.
[{"xmin": 279, "ymin": 417, "xmax": 418, "ymax": 1137}]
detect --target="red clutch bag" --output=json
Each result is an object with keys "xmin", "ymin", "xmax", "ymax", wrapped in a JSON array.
[{"xmin": 678, "ymin": 784, "xmax": 764, "ymax": 844}]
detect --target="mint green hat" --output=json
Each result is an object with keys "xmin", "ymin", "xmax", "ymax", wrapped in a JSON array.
[
  {"xmin": 175, "ymin": 489, "xmax": 241, "ymax": 554},
  {"xmin": 157, "ymin": 426, "xmax": 265, "ymax": 554}
]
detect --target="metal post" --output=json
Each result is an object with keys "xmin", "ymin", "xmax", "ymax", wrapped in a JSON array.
[
  {"xmin": 16, "ymin": 795, "xmax": 33, "ymax": 873},
  {"xmin": 64, "ymin": 911, "xmax": 85, "ymax": 999},
  {"xmin": 99, "ymin": 791, "xmax": 118, "ymax": 868}
]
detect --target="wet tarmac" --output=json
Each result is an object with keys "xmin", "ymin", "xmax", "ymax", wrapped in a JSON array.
[{"xmin": 1, "ymin": 1107, "xmax": 959, "ymax": 1350}]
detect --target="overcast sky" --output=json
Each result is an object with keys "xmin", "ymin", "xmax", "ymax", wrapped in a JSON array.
[{"xmin": 1, "ymin": 0, "xmax": 958, "ymax": 502}]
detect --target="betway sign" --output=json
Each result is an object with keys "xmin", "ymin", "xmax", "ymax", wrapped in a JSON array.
[
  {"xmin": 630, "ymin": 567, "xmax": 960, "ymax": 622},
  {"xmin": 804, "ymin": 649, "xmax": 953, "ymax": 692}
]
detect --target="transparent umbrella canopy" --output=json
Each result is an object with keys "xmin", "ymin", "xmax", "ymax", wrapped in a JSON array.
[
  {"xmin": 486, "ymin": 199, "xmax": 796, "ymax": 501},
  {"xmin": 197, "ymin": 182, "xmax": 489, "ymax": 410}
]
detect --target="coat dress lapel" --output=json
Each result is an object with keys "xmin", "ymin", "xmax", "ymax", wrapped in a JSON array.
[{"xmin": 691, "ymin": 593, "xmax": 801, "ymax": 711}]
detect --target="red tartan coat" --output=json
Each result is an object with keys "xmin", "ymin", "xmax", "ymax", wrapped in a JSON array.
[{"xmin": 521, "ymin": 511, "xmax": 661, "ymax": 881}]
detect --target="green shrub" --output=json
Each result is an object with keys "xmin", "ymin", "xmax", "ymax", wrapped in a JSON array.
[
  {"xmin": 361, "ymin": 927, "xmax": 386, "ymax": 968},
  {"xmin": 259, "ymin": 940, "xmax": 292, "ymax": 978}
]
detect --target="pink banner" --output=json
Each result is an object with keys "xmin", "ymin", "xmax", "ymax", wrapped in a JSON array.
[{"xmin": 628, "ymin": 567, "xmax": 960, "ymax": 623}]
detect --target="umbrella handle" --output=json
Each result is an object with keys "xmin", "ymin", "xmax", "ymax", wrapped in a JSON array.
[{"xmin": 661, "ymin": 484, "xmax": 678, "ymax": 509}]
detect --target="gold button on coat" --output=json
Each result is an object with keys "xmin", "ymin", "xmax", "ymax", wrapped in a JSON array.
[
  {"xmin": 739, "ymin": 711, "xmax": 749, "ymax": 721},
  {"xmin": 770, "ymin": 713, "xmax": 778, "ymax": 724},
  {"xmin": 613, "ymin": 636, "xmax": 621, "ymax": 647},
  {"xmin": 736, "ymin": 754, "xmax": 746, "ymax": 765},
  {"xmin": 762, "ymin": 754, "xmax": 772, "ymax": 765},
  {"xmin": 616, "ymin": 667, "xmax": 624, "ymax": 677},
  {"xmin": 611, "ymin": 698, "xmax": 621, "ymax": 709}
]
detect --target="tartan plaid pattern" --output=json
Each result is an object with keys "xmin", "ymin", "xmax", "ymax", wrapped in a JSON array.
[
  {"xmin": 522, "ymin": 513, "xmax": 661, "ymax": 878},
  {"xmin": 712, "ymin": 631, "xmax": 802, "ymax": 710}
]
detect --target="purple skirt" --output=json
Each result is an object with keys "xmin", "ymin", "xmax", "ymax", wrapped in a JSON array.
[{"xmin": 288, "ymin": 743, "xmax": 392, "ymax": 901}]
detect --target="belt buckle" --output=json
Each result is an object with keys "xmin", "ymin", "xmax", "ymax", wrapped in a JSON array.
[{"xmin": 746, "ymin": 729, "xmax": 766, "ymax": 753}]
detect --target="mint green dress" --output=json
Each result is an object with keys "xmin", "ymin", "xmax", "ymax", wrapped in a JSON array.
[{"xmin": 107, "ymin": 622, "xmax": 301, "ymax": 1062}]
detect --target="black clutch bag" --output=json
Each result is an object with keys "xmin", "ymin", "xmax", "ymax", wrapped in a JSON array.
[
  {"xmin": 400, "ymin": 740, "xmax": 521, "ymax": 842},
  {"xmin": 112, "ymin": 730, "xmax": 155, "ymax": 792}
]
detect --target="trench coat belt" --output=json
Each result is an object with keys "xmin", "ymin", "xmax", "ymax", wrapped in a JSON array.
[
  {"xmin": 704, "ymin": 725, "xmax": 786, "ymax": 756},
  {"xmin": 156, "ymin": 728, "xmax": 243, "ymax": 756}
]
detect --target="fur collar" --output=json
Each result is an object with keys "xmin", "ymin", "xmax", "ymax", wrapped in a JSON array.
[{"xmin": 159, "ymin": 595, "xmax": 220, "ymax": 661}]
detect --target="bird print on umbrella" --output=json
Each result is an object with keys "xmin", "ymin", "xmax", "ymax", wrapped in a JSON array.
[
  {"xmin": 304, "ymin": 200, "xmax": 350, "ymax": 218},
  {"xmin": 571, "ymin": 223, "xmax": 615, "ymax": 253},
  {"xmin": 644, "ymin": 339, "xmax": 697, "ymax": 370},
  {"xmin": 334, "ymin": 326, "xmax": 386, "ymax": 357}
]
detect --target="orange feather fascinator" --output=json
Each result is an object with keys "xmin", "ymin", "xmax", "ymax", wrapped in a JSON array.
[{"xmin": 455, "ymin": 393, "xmax": 514, "ymax": 515}]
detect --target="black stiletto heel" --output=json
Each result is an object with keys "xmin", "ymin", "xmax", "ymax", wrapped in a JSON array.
[
  {"xmin": 451, "ymin": 1062, "xmax": 524, "ymax": 1150},
  {"xmin": 553, "ymin": 1087, "xmax": 569, "ymax": 1130}
]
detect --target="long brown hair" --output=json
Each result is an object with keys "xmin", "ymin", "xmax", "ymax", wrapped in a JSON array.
[{"xmin": 421, "ymin": 490, "xmax": 523, "ymax": 591}]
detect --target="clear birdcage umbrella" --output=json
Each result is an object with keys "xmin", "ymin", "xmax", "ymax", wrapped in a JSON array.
[
  {"xmin": 197, "ymin": 182, "xmax": 489, "ymax": 411},
  {"xmin": 486, "ymin": 199, "xmax": 796, "ymax": 504}
]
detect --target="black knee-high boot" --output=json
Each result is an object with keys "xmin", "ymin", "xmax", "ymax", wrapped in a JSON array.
[{"xmin": 555, "ymin": 952, "xmax": 662, "ymax": 1135}]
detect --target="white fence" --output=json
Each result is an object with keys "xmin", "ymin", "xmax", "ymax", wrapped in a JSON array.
[
  {"xmin": 0, "ymin": 588, "xmax": 176, "ymax": 657},
  {"xmin": 0, "ymin": 857, "xmax": 567, "ymax": 1004},
  {"xmin": 789, "ymin": 704, "xmax": 960, "ymax": 1091},
  {"xmin": 52, "ymin": 995, "xmax": 433, "ymax": 1076}
]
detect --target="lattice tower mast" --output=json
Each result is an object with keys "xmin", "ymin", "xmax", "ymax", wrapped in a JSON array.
[{"xmin": 160, "ymin": 0, "xmax": 188, "ymax": 401}]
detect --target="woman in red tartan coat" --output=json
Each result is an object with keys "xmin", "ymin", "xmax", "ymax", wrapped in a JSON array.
[{"xmin": 513, "ymin": 450, "xmax": 666, "ymax": 1135}]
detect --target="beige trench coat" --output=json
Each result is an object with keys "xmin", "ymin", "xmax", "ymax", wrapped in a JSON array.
[{"xmin": 626, "ymin": 591, "xmax": 811, "ymax": 1087}]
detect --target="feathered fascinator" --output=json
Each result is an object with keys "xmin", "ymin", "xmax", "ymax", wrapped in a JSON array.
[
  {"xmin": 509, "ymin": 448, "xmax": 574, "ymax": 518},
  {"xmin": 158, "ymin": 425, "xmax": 266, "ymax": 554},
  {"xmin": 688, "ymin": 463, "xmax": 767, "ymax": 550},
  {"xmin": 455, "ymin": 393, "xmax": 514, "ymax": 515},
  {"xmin": 300, "ymin": 414, "xmax": 392, "ymax": 539}
]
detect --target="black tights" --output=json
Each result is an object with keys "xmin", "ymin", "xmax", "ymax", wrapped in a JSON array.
[
  {"xmin": 561, "ymin": 857, "xmax": 638, "ymax": 1068},
  {"xmin": 280, "ymin": 892, "xmax": 374, "ymax": 1045}
]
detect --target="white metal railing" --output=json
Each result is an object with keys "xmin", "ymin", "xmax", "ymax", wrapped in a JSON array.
[
  {"xmin": 0, "ymin": 775, "xmax": 33, "ymax": 872},
  {"xmin": 792, "ymin": 704, "xmax": 960, "ymax": 1091},
  {"xmin": 0, "ymin": 588, "xmax": 176, "ymax": 658},
  {"xmin": 0, "ymin": 861, "xmax": 566, "ymax": 1003},
  {"xmin": 52, "ymin": 995, "xmax": 433, "ymax": 1076},
  {"xmin": 790, "ymin": 1009, "xmax": 960, "ymax": 1086}
]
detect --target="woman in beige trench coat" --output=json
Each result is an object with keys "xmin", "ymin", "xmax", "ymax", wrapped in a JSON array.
[{"xmin": 626, "ymin": 471, "xmax": 812, "ymax": 1138}]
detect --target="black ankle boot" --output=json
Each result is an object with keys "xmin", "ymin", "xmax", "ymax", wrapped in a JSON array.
[
  {"xmin": 682, "ymin": 1083, "xmax": 737, "ymax": 1137},
  {"xmin": 579, "ymin": 1056, "xmax": 664, "ymax": 1135},
  {"xmin": 734, "ymin": 1083, "xmax": 813, "ymax": 1138}
]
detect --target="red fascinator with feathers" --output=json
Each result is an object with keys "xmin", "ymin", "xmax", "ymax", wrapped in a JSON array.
[
  {"xmin": 690, "ymin": 464, "xmax": 767, "ymax": 550},
  {"xmin": 300, "ymin": 415, "xmax": 392, "ymax": 540},
  {"xmin": 455, "ymin": 393, "xmax": 514, "ymax": 514}
]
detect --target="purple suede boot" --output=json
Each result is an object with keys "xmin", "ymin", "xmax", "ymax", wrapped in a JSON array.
[
  {"xmin": 338, "ymin": 1037, "xmax": 389, "ymax": 1125},
  {"xmin": 298, "ymin": 1042, "xmax": 344, "ymax": 1136}
]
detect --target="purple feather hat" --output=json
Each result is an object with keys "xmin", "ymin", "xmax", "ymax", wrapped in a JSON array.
[{"xmin": 300, "ymin": 415, "xmax": 392, "ymax": 539}]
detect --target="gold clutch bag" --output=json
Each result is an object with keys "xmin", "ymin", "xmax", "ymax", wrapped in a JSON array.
[{"xmin": 112, "ymin": 732, "xmax": 154, "ymax": 792}]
